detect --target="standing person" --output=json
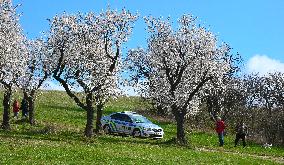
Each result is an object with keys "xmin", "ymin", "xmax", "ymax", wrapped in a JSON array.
[
  {"xmin": 215, "ymin": 117, "xmax": 226, "ymax": 147},
  {"xmin": 20, "ymin": 98, "xmax": 28, "ymax": 118},
  {"xmin": 234, "ymin": 122, "xmax": 248, "ymax": 147},
  {"xmin": 12, "ymin": 100, "xmax": 20, "ymax": 118}
]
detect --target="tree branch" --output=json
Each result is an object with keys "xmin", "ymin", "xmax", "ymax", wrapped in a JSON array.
[
  {"xmin": 182, "ymin": 70, "xmax": 212, "ymax": 111},
  {"xmin": 109, "ymin": 41, "xmax": 119, "ymax": 73},
  {"xmin": 54, "ymin": 75, "xmax": 87, "ymax": 110}
]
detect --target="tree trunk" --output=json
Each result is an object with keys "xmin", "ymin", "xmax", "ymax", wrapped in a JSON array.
[
  {"xmin": 85, "ymin": 106, "xmax": 94, "ymax": 137},
  {"xmin": 2, "ymin": 87, "xmax": 12, "ymax": 130},
  {"xmin": 24, "ymin": 92, "xmax": 29, "ymax": 102},
  {"xmin": 251, "ymin": 108, "xmax": 255, "ymax": 136},
  {"xmin": 28, "ymin": 94, "xmax": 35, "ymax": 125},
  {"xmin": 281, "ymin": 120, "xmax": 284, "ymax": 146},
  {"xmin": 95, "ymin": 103, "xmax": 104, "ymax": 133},
  {"xmin": 84, "ymin": 93, "xmax": 94, "ymax": 137},
  {"xmin": 172, "ymin": 105, "xmax": 187, "ymax": 145},
  {"xmin": 175, "ymin": 114, "xmax": 187, "ymax": 145}
]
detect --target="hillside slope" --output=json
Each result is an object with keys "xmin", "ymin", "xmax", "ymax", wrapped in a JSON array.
[{"xmin": 0, "ymin": 91, "xmax": 283, "ymax": 164}]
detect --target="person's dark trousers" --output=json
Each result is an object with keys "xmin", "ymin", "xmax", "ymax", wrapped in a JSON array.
[
  {"xmin": 234, "ymin": 133, "xmax": 246, "ymax": 147},
  {"xmin": 218, "ymin": 132, "xmax": 224, "ymax": 146}
]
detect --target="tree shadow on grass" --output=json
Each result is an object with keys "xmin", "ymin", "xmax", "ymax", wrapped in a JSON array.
[
  {"xmin": 0, "ymin": 120, "xmax": 85, "ymax": 144},
  {"xmin": 97, "ymin": 133, "xmax": 191, "ymax": 149},
  {"xmin": 98, "ymin": 135, "xmax": 162, "ymax": 146},
  {"xmin": 0, "ymin": 128, "xmax": 85, "ymax": 144},
  {"xmin": 0, "ymin": 126, "xmax": 191, "ymax": 149}
]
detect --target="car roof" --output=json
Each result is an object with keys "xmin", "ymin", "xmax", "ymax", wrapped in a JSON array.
[
  {"xmin": 110, "ymin": 111, "xmax": 141, "ymax": 117},
  {"xmin": 120, "ymin": 111, "xmax": 137, "ymax": 114}
]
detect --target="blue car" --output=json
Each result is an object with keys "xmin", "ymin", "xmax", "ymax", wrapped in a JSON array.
[{"xmin": 101, "ymin": 111, "xmax": 164, "ymax": 139}]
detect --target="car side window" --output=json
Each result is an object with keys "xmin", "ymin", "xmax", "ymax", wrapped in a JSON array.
[
  {"xmin": 121, "ymin": 114, "xmax": 132, "ymax": 123},
  {"xmin": 110, "ymin": 113, "xmax": 122, "ymax": 120},
  {"xmin": 110, "ymin": 113, "xmax": 132, "ymax": 122}
]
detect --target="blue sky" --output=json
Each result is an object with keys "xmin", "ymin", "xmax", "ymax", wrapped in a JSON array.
[{"xmin": 12, "ymin": 0, "xmax": 284, "ymax": 90}]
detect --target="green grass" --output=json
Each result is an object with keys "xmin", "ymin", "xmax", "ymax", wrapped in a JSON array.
[
  {"xmin": 190, "ymin": 131, "xmax": 284, "ymax": 158},
  {"xmin": 0, "ymin": 90, "xmax": 283, "ymax": 164},
  {"xmin": 0, "ymin": 134, "xmax": 277, "ymax": 164}
]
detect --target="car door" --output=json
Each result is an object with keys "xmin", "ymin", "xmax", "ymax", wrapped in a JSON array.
[
  {"xmin": 120, "ymin": 114, "xmax": 133, "ymax": 134},
  {"xmin": 110, "ymin": 113, "xmax": 124, "ymax": 133}
]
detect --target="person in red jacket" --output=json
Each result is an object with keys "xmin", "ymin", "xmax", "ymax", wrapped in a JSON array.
[
  {"xmin": 215, "ymin": 117, "xmax": 225, "ymax": 146},
  {"xmin": 13, "ymin": 100, "xmax": 20, "ymax": 118}
]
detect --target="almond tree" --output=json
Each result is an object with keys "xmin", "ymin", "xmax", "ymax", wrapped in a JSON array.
[
  {"xmin": 245, "ymin": 73, "xmax": 284, "ymax": 144},
  {"xmin": 270, "ymin": 72, "xmax": 284, "ymax": 145},
  {"xmin": 203, "ymin": 77, "xmax": 245, "ymax": 122},
  {"xmin": 48, "ymin": 9, "xmax": 137, "ymax": 137},
  {"xmin": 17, "ymin": 39, "xmax": 51, "ymax": 125},
  {"xmin": 0, "ymin": 0, "xmax": 27, "ymax": 129},
  {"xmin": 126, "ymin": 15, "xmax": 237, "ymax": 145}
]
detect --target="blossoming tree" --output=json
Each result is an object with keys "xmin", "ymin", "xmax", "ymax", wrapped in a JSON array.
[
  {"xmin": 244, "ymin": 72, "xmax": 284, "ymax": 144},
  {"xmin": 48, "ymin": 9, "xmax": 137, "ymax": 137},
  {"xmin": 17, "ymin": 39, "xmax": 52, "ymax": 125},
  {"xmin": 126, "ymin": 15, "xmax": 237, "ymax": 145},
  {"xmin": 0, "ymin": 0, "xmax": 27, "ymax": 129}
]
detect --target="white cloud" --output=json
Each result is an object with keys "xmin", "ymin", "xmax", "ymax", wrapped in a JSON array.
[{"xmin": 247, "ymin": 55, "xmax": 284, "ymax": 75}]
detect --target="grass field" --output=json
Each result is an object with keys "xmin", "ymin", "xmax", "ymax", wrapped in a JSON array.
[{"xmin": 0, "ymin": 91, "xmax": 283, "ymax": 164}]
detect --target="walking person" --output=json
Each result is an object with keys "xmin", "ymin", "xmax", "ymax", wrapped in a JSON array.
[
  {"xmin": 234, "ymin": 122, "xmax": 248, "ymax": 147},
  {"xmin": 20, "ymin": 97, "xmax": 28, "ymax": 118},
  {"xmin": 215, "ymin": 117, "xmax": 226, "ymax": 147},
  {"xmin": 12, "ymin": 100, "xmax": 20, "ymax": 118}
]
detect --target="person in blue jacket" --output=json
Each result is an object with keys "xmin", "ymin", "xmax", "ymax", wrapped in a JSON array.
[{"xmin": 20, "ymin": 98, "xmax": 28, "ymax": 118}]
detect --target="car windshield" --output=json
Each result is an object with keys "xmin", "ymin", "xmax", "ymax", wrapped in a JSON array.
[{"xmin": 131, "ymin": 115, "xmax": 151, "ymax": 123}]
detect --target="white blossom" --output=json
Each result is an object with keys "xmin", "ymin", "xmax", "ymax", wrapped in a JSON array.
[
  {"xmin": 126, "ymin": 14, "xmax": 236, "ymax": 144},
  {"xmin": 0, "ymin": 1, "xmax": 27, "ymax": 88},
  {"xmin": 47, "ymin": 8, "xmax": 138, "ymax": 136}
]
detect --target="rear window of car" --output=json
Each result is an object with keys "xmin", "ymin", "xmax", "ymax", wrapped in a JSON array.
[{"xmin": 131, "ymin": 115, "xmax": 151, "ymax": 123}]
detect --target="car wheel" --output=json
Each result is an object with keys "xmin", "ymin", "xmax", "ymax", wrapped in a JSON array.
[
  {"xmin": 103, "ymin": 125, "xmax": 112, "ymax": 134},
  {"xmin": 132, "ymin": 129, "xmax": 141, "ymax": 138}
]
